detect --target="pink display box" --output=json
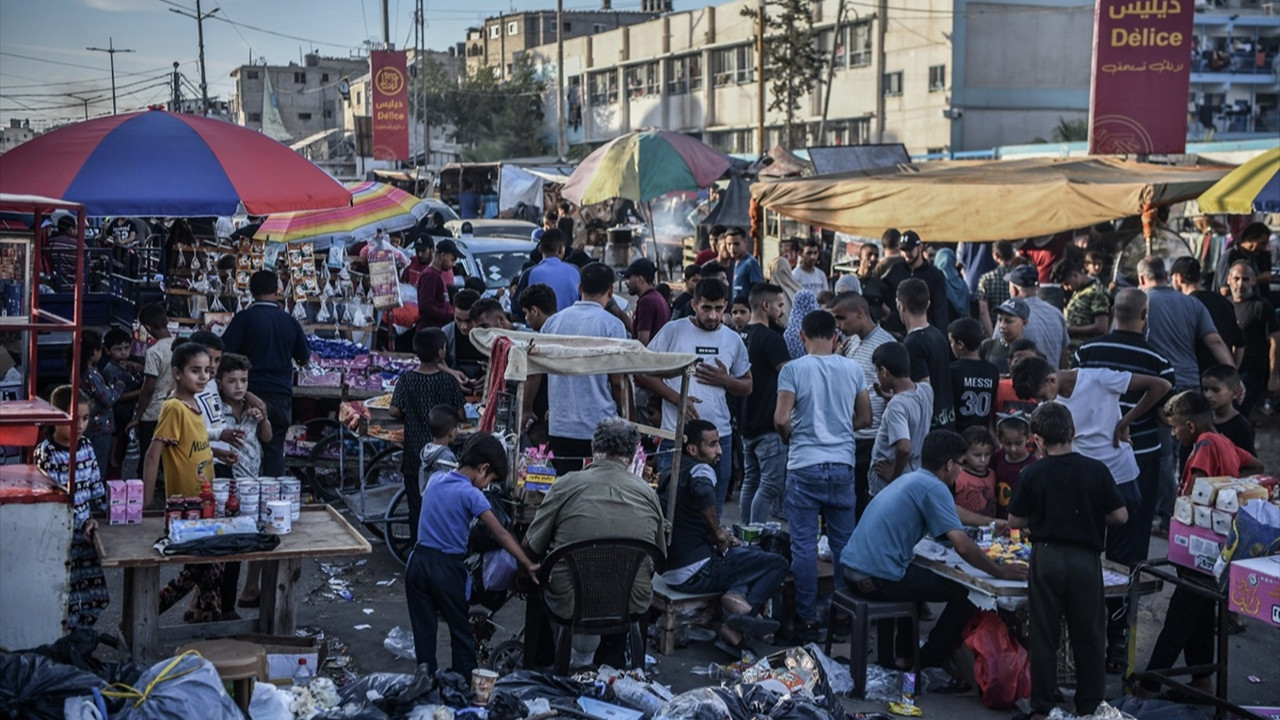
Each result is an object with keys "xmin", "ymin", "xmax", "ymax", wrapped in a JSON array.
[
  {"xmin": 298, "ymin": 371, "xmax": 342, "ymax": 388},
  {"xmin": 108, "ymin": 503, "xmax": 128, "ymax": 526},
  {"xmin": 125, "ymin": 479, "xmax": 143, "ymax": 504},
  {"xmin": 125, "ymin": 505, "xmax": 142, "ymax": 525},
  {"xmin": 1168, "ymin": 518, "xmax": 1224, "ymax": 575},
  {"xmin": 107, "ymin": 480, "xmax": 127, "ymax": 506},
  {"xmin": 1227, "ymin": 556, "xmax": 1280, "ymax": 628}
]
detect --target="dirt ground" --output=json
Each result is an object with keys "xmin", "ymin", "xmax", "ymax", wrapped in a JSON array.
[{"xmin": 94, "ymin": 414, "xmax": 1280, "ymax": 719}]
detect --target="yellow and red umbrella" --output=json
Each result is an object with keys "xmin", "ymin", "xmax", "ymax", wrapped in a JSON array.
[{"xmin": 258, "ymin": 181, "xmax": 429, "ymax": 245}]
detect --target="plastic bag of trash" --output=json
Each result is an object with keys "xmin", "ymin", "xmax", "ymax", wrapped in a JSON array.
[
  {"xmin": 338, "ymin": 665, "xmax": 443, "ymax": 714},
  {"xmin": 0, "ymin": 653, "xmax": 106, "ymax": 720},
  {"xmin": 801, "ymin": 644, "xmax": 853, "ymax": 695},
  {"xmin": 653, "ymin": 687, "xmax": 735, "ymax": 720},
  {"xmin": 734, "ymin": 683, "xmax": 828, "ymax": 720},
  {"xmin": 383, "ymin": 626, "xmax": 416, "ymax": 661},
  {"xmin": 1046, "ymin": 701, "xmax": 1140, "ymax": 720},
  {"xmin": 862, "ymin": 665, "xmax": 902, "ymax": 703},
  {"xmin": 406, "ymin": 705, "xmax": 456, "ymax": 720},
  {"xmin": 115, "ymin": 651, "xmax": 242, "ymax": 720},
  {"xmin": 494, "ymin": 670, "xmax": 589, "ymax": 703},
  {"xmin": 313, "ymin": 704, "xmax": 390, "ymax": 720},
  {"xmin": 249, "ymin": 682, "xmax": 293, "ymax": 720},
  {"xmin": 612, "ymin": 676, "xmax": 673, "ymax": 717}
]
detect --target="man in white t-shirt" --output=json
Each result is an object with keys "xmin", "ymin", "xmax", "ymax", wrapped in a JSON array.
[
  {"xmin": 791, "ymin": 237, "xmax": 829, "ymax": 296},
  {"xmin": 773, "ymin": 308, "xmax": 871, "ymax": 641},
  {"xmin": 640, "ymin": 278, "xmax": 752, "ymax": 517}
]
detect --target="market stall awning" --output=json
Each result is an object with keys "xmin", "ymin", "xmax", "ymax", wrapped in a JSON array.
[
  {"xmin": 468, "ymin": 328, "xmax": 699, "ymax": 382},
  {"xmin": 750, "ymin": 156, "xmax": 1232, "ymax": 242}
]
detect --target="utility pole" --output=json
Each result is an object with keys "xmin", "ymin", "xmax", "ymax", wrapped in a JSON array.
[
  {"xmin": 415, "ymin": 0, "xmax": 428, "ymax": 171},
  {"xmin": 755, "ymin": 0, "xmax": 766, "ymax": 154},
  {"xmin": 86, "ymin": 38, "xmax": 135, "ymax": 115},
  {"xmin": 66, "ymin": 94, "xmax": 93, "ymax": 121},
  {"xmin": 557, "ymin": 0, "xmax": 567, "ymax": 158},
  {"xmin": 818, "ymin": 0, "xmax": 848, "ymax": 142},
  {"xmin": 382, "ymin": 0, "xmax": 391, "ymax": 48},
  {"xmin": 171, "ymin": 61, "xmax": 182, "ymax": 112},
  {"xmin": 168, "ymin": 1, "xmax": 219, "ymax": 114}
]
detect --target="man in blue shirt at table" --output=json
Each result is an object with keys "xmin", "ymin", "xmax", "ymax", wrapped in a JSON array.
[
  {"xmin": 840, "ymin": 430, "xmax": 1026, "ymax": 675},
  {"xmin": 527, "ymin": 229, "xmax": 581, "ymax": 312}
]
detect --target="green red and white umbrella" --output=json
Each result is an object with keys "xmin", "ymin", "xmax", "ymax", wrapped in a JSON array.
[
  {"xmin": 257, "ymin": 181, "xmax": 430, "ymax": 245},
  {"xmin": 561, "ymin": 129, "xmax": 731, "ymax": 206}
]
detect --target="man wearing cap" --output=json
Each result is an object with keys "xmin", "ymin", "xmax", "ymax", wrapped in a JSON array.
[
  {"xmin": 901, "ymin": 231, "xmax": 951, "ymax": 330},
  {"xmin": 541, "ymin": 263, "xmax": 628, "ymax": 474},
  {"xmin": 526, "ymin": 229, "xmax": 581, "ymax": 312},
  {"xmin": 1169, "ymin": 256, "xmax": 1243, "ymax": 373},
  {"xmin": 623, "ymin": 258, "xmax": 670, "ymax": 346},
  {"xmin": 1005, "ymin": 264, "xmax": 1070, "ymax": 369},
  {"xmin": 980, "ymin": 298, "xmax": 1029, "ymax": 374},
  {"xmin": 400, "ymin": 237, "xmax": 435, "ymax": 287},
  {"xmin": 415, "ymin": 239, "xmax": 459, "ymax": 331}
]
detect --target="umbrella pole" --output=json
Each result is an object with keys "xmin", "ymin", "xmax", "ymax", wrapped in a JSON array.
[
  {"xmin": 665, "ymin": 369, "xmax": 693, "ymax": 540},
  {"xmin": 645, "ymin": 200, "xmax": 661, "ymax": 280}
]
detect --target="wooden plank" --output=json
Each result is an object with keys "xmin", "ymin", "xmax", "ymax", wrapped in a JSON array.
[
  {"xmin": 912, "ymin": 556, "xmax": 1160, "ymax": 599},
  {"xmin": 293, "ymin": 386, "xmax": 384, "ymax": 400},
  {"xmin": 160, "ymin": 617, "xmax": 258, "ymax": 644},
  {"xmin": 95, "ymin": 504, "xmax": 372, "ymax": 568},
  {"xmin": 121, "ymin": 566, "xmax": 160, "ymax": 660},
  {"xmin": 262, "ymin": 557, "xmax": 304, "ymax": 635}
]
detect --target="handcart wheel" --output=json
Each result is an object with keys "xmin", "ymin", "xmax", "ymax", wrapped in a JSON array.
[
  {"xmin": 383, "ymin": 486, "xmax": 413, "ymax": 566},
  {"xmin": 488, "ymin": 639, "xmax": 524, "ymax": 676}
]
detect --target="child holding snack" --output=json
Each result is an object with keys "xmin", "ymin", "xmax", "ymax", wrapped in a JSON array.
[{"xmin": 34, "ymin": 386, "xmax": 109, "ymax": 630}]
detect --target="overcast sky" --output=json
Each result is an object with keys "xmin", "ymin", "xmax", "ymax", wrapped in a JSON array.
[{"xmin": 1, "ymin": 0, "xmax": 700, "ymax": 127}]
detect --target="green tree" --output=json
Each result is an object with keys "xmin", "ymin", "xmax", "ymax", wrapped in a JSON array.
[
  {"xmin": 743, "ymin": 0, "xmax": 826, "ymax": 150},
  {"xmin": 413, "ymin": 56, "xmax": 549, "ymax": 162},
  {"xmin": 1052, "ymin": 117, "xmax": 1089, "ymax": 142}
]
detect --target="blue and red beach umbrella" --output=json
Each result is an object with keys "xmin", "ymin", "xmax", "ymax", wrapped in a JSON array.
[{"xmin": 0, "ymin": 109, "xmax": 351, "ymax": 217}]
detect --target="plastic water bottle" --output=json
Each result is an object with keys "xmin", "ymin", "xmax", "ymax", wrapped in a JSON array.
[{"xmin": 292, "ymin": 657, "xmax": 313, "ymax": 687}]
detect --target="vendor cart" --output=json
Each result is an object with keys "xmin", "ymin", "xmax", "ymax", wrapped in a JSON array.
[{"xmin": 376, "ymin": 328, "xmax": 701, "ymax": 565}]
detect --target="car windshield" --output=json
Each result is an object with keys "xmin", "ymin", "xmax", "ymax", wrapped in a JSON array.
[{"xmin": 466, "ymin": 250, "xmax": 531, "ymax": 289}]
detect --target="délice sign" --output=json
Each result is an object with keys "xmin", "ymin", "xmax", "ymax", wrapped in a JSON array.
[{"xmin": 370, "ymin": 51, "xmax": 410, "ymax": 162}]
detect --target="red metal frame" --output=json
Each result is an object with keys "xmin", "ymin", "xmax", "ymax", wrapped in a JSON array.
[{"xmin": 0, "ymin": 194, "xmax": 85, "ymax": 498}]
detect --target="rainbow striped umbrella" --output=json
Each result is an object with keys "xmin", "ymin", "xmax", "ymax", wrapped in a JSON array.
[
  {"xmin": 1197, "ymin": 146, "xmax": 1280, "ymax": 214},
  {"xmin": 561, "ymin": 129, "xmax": 731, "ymax": 206},
  {"xmin": 258, "ymin": 181, "xmax": 429, "ymax": 245}
]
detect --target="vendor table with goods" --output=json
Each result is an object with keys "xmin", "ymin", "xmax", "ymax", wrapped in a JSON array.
[{"xmin": 94, "ymin": 504, "xmax": 370, "ymax": 661}]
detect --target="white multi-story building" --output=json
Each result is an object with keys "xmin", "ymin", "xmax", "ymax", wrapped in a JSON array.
[{"xmin": 518, "ymin": 0, "xmax": 1277, "ymax": 155}]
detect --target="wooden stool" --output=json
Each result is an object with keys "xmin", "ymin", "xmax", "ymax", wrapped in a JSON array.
[
  {"xmin": 178, "ymin": 639, "xmax": 267, "ymax": 712},
  {"xmin": 823, "ymin": 589, "xmax": 919, "ymax": 699},
  {"xmin": 650, "ymin": 574, "xmax": 722, "ymax": 655}
]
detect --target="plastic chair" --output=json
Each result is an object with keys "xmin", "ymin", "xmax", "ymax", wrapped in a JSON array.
[
  {"xmin": 824, "ymin": 589, "xmax": 919, "ymax": 699},
  {"xmin": 536, "ymin": 537, "xmax": 665, "ymax": 675}
]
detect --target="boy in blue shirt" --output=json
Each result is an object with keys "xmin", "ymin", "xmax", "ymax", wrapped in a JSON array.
[{"xmin": 405, "ymin": 433, "xmax": 538, "ymax": 675}]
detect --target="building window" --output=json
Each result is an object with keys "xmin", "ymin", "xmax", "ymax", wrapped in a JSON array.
[
  {"xmin": 850, "ymin": 22, "xmax": 872, "ymax": 67},
  {"xmin": 928, "ymin": 64, "xmax": 946, "ymax": 92},
  {"xmin": 625, "ymin": 61, "xmax": 659, "ymax": 98},
  {"xmin": 507, "ymin": 21, "xmax": 519, "ymax": 35},
  {"xmin": 593, "ymin": 23, "xmax": 606, "ymax": 33},
  {"xmin": 563, "ymin": 22, "xmax": 572, "ymax": 32},
  {"xmin": 707, "ymin": 128, "xmax": 753, "ymax": 154},
  {"xmin": 298, "ymin": 112, "xmax": 312, "ymax": 121},
  {"xmin": 248, "ymin": 112, "xmax": 262, "ymax": 122},
  {"xmin": 294, "ymin": 71, "xmax": 307, "ymax": 84},
  {"xmin": 246, "ymin": 70, "xmax": 259, "ymax": 80},
  {"xmin": 321, "ymin": 72, "xmax": 330, "ymax": 83},
  {"xmin": 812, "ymin": 117, "xmax": 871, "ymax": 145},
  {"xmin": 666, "ymin": 54, "xmax": 702, "ymax": 94},
  {"xmin": 324, "ymin": 108, "xmax": 334, "ymax": 119},
  {"xmin": 489, "ymin": 25, "xmax": 501, "ymax": 38},
  {"xmin": 883, "ymin": 71, "xmax": 903, "ymax": 96},
  {"xmin": 711, "ymin": 45, "xmax": 754, "ymax": 87},
  {"xmin": 588, "ymin": 69, "xmax": 618, "ymax": 105}
]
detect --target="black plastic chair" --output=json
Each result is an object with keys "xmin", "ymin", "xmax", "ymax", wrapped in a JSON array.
[{"xmin": 536, "ymin": 537, "xmax": 665, "ymax": 675}]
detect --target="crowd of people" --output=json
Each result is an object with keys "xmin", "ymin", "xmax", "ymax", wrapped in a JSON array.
[{"xmin": 41, "ymin": 213, "xmax": 1277, "ymax": 718}]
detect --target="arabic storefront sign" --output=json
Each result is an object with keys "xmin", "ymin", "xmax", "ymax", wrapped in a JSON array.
[
  {"xmin": 1088, "ymin": 0, "xmax": 1194, "ymax": 155},
  {"xmin": 370, "ymin": 50, "xmax": 410, "ymax": 161}
]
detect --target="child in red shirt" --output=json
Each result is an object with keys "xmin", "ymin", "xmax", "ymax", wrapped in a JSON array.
[
  {"xmin": 992, "ymin": 415, "xmax": 1036, "ymax": 518},
  {"xmin": 955, "ymin": 426, "xmax": 997, "ymax": 518},
  {"xmin": 1139, "ymin": 391, "xmax": 1263, "ymax": 697}
]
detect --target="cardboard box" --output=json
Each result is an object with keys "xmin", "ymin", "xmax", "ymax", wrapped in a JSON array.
[
  {"xmin": 125, "ymin": 505, "xmax": 142, "ymax": 525},
  {"xmin": 1211, "ymin": 509, "xmax": 1235, "ymax": 536},
  {"xmin": 108, "ymin": 503, "xmax": 128, "ymax": 526},
  {"xmin": 125, "ymin": 479, "xmax": 143, "ymax": 505},
  {"xmin": 107, "ymin": 480, "xmax": 127, "ymax": 506},
  {"xmin": 233, "ymin": 633, "xmax": 326, "ymax": 683},
  {"xmin": 1174, "ymin": 496, "xmax": 1194, "ymax": 525},
  {"xmin": 1169, "ymin": 518, "xmax": 1224, "ymax": 575},
  {"xmin": 1191, "ymin": 477, "xmax": 1235, "ymax": 506},
  {"xmin": 1227, "ymin": 556, "xmax": 1280, "ymax": 628}
]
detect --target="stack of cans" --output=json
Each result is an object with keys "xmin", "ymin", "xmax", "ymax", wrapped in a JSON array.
[
  {"xmin": 211, "ymin": 479, "xmax": 231, "ymax": 518},
  {"xmin": 280, "ymin": 477, "xmax": 302, "ymax": 520},
  {"xmin": 257, "ymin": 478, "xmax": 281, "ymax": 524},
  {"xmin": 238, "ymin": 478, "xmax": 260, "ymax": 520}
]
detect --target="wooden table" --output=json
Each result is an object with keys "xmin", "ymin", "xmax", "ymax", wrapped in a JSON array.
[
  {"xmin": 293, "ymin": 385, "xmax": 385, "ymax": 401},
  {"xmin": 95, "ymin": 504, "xmax": 371, "ymax": 661},
  {"xmin": 913, "ymin": 544, "xmax": 1150, "ymax": 605}
]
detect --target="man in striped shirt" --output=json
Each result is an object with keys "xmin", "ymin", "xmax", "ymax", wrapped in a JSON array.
[{"xmin": 1072, "ymin": 287, "xmax": 1175, "ymax": 669}]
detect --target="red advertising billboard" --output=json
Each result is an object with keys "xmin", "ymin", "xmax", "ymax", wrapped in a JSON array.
[
  {"xmin": 1087, "ymin": 0, "xmax": 1195, "ymax": 155},
  {"xmin": 370, "ymin": 50, "xmax": 410, "ymax": 161}
]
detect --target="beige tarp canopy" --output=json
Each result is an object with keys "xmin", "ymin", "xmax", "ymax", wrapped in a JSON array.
[
  {"xmin": 468, "ymin": 328, "xmax": 699, "ymax": 383},
  {"xmin": 750, "ymin": 156, "xmax": 1231, "ymax": 242}
]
